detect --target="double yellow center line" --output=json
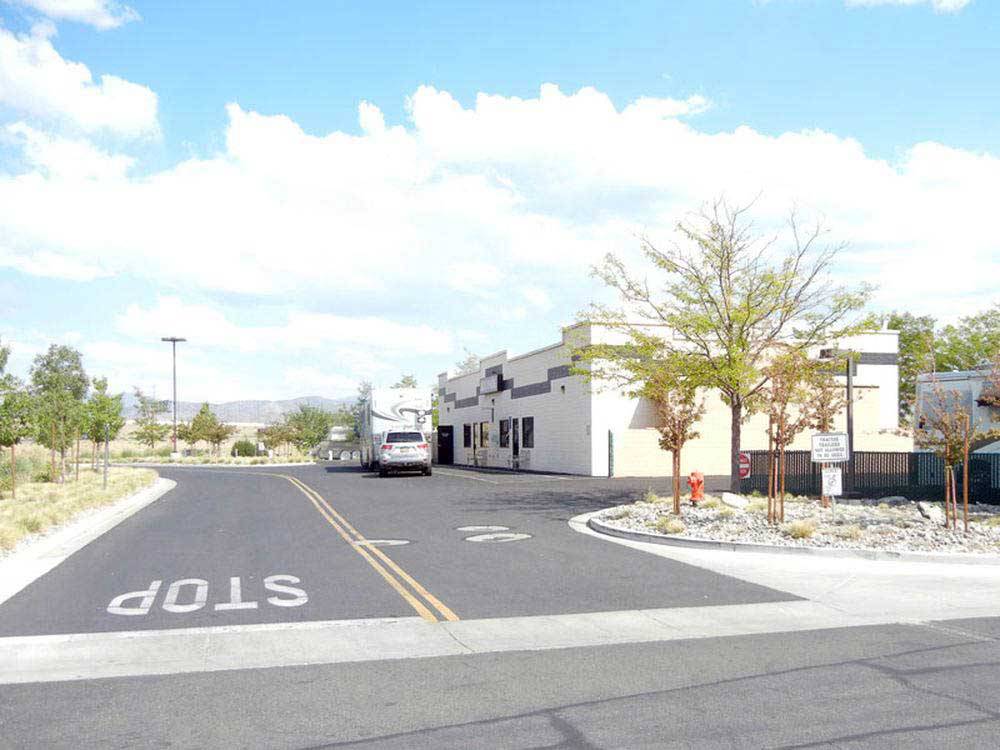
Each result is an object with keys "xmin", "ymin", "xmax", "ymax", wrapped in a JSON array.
[{"xmin": 276, "ymin": 474, "xmax": 458, "ymax": 623}]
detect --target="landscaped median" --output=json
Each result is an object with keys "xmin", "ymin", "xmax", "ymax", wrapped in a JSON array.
[
  {"xmin": 0, "ymin": 448, "xmax": 158, "ymax": 553},
  {"xmin": 590, "ymin": 490, "xmax": 1000, "ymax": 559}
]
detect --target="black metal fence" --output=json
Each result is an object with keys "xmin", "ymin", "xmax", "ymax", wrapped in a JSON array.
[{"xmin": 739, "ymin": 451, "xmax": 1000, "ymax": 504}]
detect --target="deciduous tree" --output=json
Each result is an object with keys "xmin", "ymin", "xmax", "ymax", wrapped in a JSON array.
[
  {"xmin": 30, "ymin": 345, "xmax": 89, "ymax": 482},
  {"xmin": 0, "ymin": 377, "xmax": 34, "ymax": 500},
  {"xmin": 86, "ymin": 377, "xmax": 125, "ymax": 468},
  {"xmin": 133, "ymin": 388, "xmax": 171, "ymax": 450},
  {"xmin": 586, "ymin": 197, "xmax": 874, "ymax": 491}
]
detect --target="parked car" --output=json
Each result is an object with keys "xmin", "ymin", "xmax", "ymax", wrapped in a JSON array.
[{"xmin": 377, "ymin": 430, "xmax": 432, "ymax": 477}]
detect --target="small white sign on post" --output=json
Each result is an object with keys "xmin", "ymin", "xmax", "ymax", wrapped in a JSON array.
[
  {"xmin": 822, "ymin": 466, "xmax": 843, "ymax": 497},
  {"xmin": 811, "ymin": 433, "xmax": 850, "ymax": 463}
]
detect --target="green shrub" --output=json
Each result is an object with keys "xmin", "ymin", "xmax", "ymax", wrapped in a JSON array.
[
  {"xmin": 154, "ymin": 446, "xmax": 173, "ymax": 458},
  {"xmin": 32, "ymin": 463, "xmax": 56, "ymax": 483},
  {"xmin": 655, "ymin": 516, "xmax": 685, "ymax": 535},
  {"xmin": 232, "ymin": 440, "xmax": 257, "ymax": 457},
  {"xmin": 606, "ymin": 507, "xmax": 633, "ymax": 520},
  {"xmin": 781, "ymin": 519, "xmax": 817, "ymax": 539},
  {"xmin": 642, "ymin": 489, "xmax": 660, "ymax": 504}
]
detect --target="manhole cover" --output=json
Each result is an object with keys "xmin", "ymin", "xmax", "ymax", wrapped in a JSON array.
[
  {"xmin": 455, "ymin": 525, "xmax": 510, "ymax": 532},
  {"xmin": 464, "ymin": 532, "xmax": 532, "ymax": 543},
  {"xmin": 353, "ymin": 539, "xmax": 410, "ymax": 547}
]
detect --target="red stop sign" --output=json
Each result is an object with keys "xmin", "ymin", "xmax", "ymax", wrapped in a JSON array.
[{"xmin": 738, "ymin": 452, "xmax": 752, "ymax": 479}]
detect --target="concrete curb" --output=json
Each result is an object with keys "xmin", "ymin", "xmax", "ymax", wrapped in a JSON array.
[
  {"xmin": 0, "ymin": 477, "xmax": 177, "ymax": 607},
  {"xmin": 587, "ymin": 515, "xmax": 1000, "ymax": 566}
]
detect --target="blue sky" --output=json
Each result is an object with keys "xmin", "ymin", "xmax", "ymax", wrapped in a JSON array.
[{"xmin": 1, "ymin": 0, "xmax": 997, "ymax": 402}]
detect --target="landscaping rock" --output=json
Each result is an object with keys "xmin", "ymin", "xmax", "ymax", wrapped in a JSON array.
[
  {"xmin": 917, "ymin": 501, "xmax": 945, "ymax": 525},
  {"xmin": 879, "ymin": 496, "xmax": 908, "ymax": 505},
  {"xmin": 721, "ymin": 492, "xmax": 749, "ymax": 510}
]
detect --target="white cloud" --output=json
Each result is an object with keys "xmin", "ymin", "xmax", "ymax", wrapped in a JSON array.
[
  {"xmin": 5, "ymin": 122, "xmax": 134, "ymax": 179},
  {"xmin": 1, "ymin": 83, "xmax": 998, "ymax": 325},
  {"xmin": 845, "ymin": 0, "xmax": 970, "ymax": 11},
  {"xmin": 115, "ymin": 297, "xmax": 454, "ymax": 356},
  {"xmin": 0, "ymin": 25, "xmax": 158, "ymax": 136},
  {"xmin": 8, "ymin": 0, "xmax": 140, "ymax": 29}
]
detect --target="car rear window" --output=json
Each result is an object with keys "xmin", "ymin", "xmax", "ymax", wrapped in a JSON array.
[{"xmin": 386, "ymin": 432, "xmax": 424, "ymax": 443}]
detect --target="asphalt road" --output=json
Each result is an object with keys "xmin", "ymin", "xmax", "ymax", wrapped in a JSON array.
[
  {"xmin": 5, "ymin": 618, "xmax": 1000, "ymax": 748},
  {"xmin": 10, "ymin": 464, "xmax": 999, "ymax": 748},
  {"xmin": 0, "ymin": 464, "xmax": 792, "ymax": 636}
]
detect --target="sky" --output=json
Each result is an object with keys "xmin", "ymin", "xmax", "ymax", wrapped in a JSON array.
[{"xmin": 0, "ymin": 0, "xmax": 997, "ymax": 402}]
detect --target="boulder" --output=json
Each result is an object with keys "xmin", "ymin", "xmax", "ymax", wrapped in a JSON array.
[
  {"xmin": 916, "ymin": 501, "xmax": 945, "ymax": 525},
  {"xmin": 721, "ymin": 492, "xmax": 749, "ymax": 510}
]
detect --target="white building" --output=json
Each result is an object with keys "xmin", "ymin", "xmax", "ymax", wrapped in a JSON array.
[
  {"xmin": 916, "ymin": 367, "xmax": 1000, "ymax": 452},
  {"xmin": 436, "ymin": 323, "xmax": 908, "ymax": 479}
]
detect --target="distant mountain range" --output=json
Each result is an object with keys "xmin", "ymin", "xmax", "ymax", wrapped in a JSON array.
[{"xmin": 121, "ymin": 394, "xmax": 352, "ymax": 424}]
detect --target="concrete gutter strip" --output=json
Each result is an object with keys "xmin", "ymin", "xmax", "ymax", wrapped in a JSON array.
[
  {"xmin": 0, "ymin": 600, "xmax": 897, "ymax": 685},
  {"xmin": 0, "ymin": 477, "xmax": 176, "ymax": 608},
  {"xmin": 588, "ymin": 516, "xmax": 1000, "ymax": 566}
]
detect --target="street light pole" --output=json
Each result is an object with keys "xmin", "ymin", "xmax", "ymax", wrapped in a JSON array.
[{"xmin": 161, "ymin": 337, "xmax": 187, "ymax": 455}]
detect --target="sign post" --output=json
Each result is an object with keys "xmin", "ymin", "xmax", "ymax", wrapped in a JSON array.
[
  {"xmin": 811, "ymin": 433, "xmax": 850, "ymax": 464},
  {"xmin": 822, "ymin": 465, "xmax": 843, "ymax": 521},
  {"xmin": 813, "ymin": 432, "xmax": 849, "ymax": 515}
]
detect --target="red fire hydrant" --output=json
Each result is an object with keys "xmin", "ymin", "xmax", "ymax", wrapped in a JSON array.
[{"xmin": 687, "ymin": 471, "xmax": 705, "ymax": 505}]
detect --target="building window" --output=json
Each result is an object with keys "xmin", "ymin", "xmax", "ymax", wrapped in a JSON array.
[
  {"xmin": 499, "ymin": 419, "xmax": 510, "ymax": 448},
  {"xmin": 463, "ymin": 424, "xmax": 472, "ymax": 448},
  {"xmin": 480, "ymin": 422, "xmax": 489, "ymax": 447},
  {"xmin": 522, "ymin": 417, "xmax": 534, "ymax": 448}
]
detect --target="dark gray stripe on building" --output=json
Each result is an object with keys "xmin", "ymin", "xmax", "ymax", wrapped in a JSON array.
[
  {"xmin": 858, "ymin": 352, "xmax": 898, "ymax": 366},
  {"xmin": 444, "ymin": 361, "xmax": 578, "ymax": 406},
  {"xmin": 511, "ymin": 380, "xmax": 551, "ymax": 399},
  {"xmin": 444, "ymin": 393, "xmax": 456, "ymax": 403}
]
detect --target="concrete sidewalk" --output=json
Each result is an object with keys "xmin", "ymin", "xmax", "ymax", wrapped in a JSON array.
[{"xmin": 572, "ymin": 510, "xmax": 1000, "ymax": 624}]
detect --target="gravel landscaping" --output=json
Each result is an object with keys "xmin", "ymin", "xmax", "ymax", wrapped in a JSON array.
[{"xmin": 596, "ymin": 491, "xmax": 1000, "ymax": 555}]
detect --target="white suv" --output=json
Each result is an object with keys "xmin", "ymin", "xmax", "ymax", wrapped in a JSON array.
[{"xmin": 377, "ymin": 430, "xmax": 432, "ymax": 477}]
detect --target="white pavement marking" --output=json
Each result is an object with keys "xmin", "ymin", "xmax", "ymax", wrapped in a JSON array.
[
  {"xmin": 0, "ymin": 478, "xmax": 176, "ymax": 609},
  {"xmin": 456, "ymin": 525, "xmax": 510, "ymax": 532},
  {"xmin": 433, "ymin": 469, "xmax": 501, "ymax": 484}
]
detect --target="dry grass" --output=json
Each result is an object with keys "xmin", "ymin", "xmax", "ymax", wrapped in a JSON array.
[
  {"xmin": 115, "ymin": 453, "xmax": 311, "ymax": 466},
  {"xmin": 0, "ymin": 467, "xmax": 157, "ymax": 553},
  {"xmin": 746, "ymin": 500, "xmax": 768, "ymax": 513},
  {"xmin": 606, "ymin": 507, "xmax": 634, "ymax": 520},
  {"xmin": 781, "ymin": 519, "xmax": 818, "ymax": 539},
  {"xmin": 699, "ymin": 496, "xmax": 720, "ymax": 509},
  {"xmin": 718, "ymin": 506, "xmax": 735, "ymax": 519},
  {"xmin": 834, "ymin": 524, "xmax": 864, "ymax": 541},
  {"xmin": 655, "ymin": 517, "xmax": 686, "ymax": 535}
]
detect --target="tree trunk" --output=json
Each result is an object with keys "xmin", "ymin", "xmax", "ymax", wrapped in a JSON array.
[
  {"xmin": 50, "ymin": 423, "xmax": 57, "ymax": 482},
  {"xmin": 944, "ymin": 467, "xmax": 951, "ymax": 529},
  {"xmin": 672, "ymin": 451, "xmax": 681, "ymax": 516},
  {"xmin": 92, "ymin": 440, "xmax": 98, "ymax": 471},
  {"xmin": 729, "ymin": 399, "xmax": 743, "ymax": 492},
  {"xmin": 779, "ymin": 447, "xmax": 787, "ymax": 523}
]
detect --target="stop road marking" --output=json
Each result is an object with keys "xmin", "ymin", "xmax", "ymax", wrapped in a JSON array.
[{"xmin": 107, "ymin": 574, "xmax": 308, "ymax": 616}]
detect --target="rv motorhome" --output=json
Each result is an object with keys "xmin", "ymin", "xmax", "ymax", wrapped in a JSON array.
[{"xmin": 358, "ymin": 388, "xmax": 433, "ymax": 471}]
